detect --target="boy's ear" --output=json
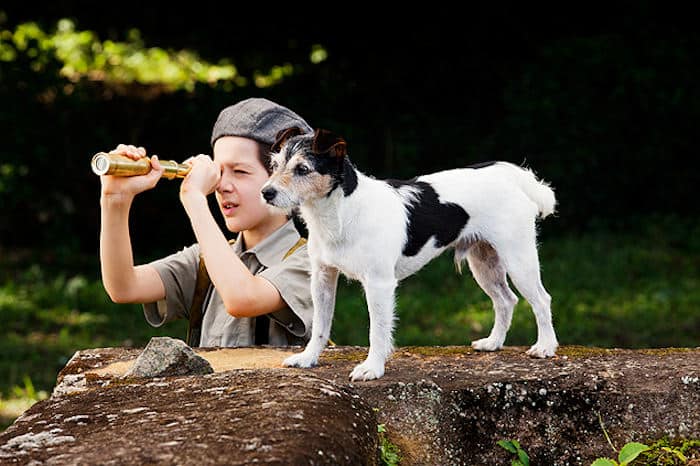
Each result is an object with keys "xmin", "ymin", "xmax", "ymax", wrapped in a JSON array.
[
  {"xmin": 272, "ymin": 126, "xmax": 306, "ymax": 153},
  {"xmin": 312, "ymin": 128, "xmax": 347, "ymax": 158}
]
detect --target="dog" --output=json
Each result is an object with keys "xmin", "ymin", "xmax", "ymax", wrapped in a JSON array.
[{"xmin": 261, "ymin": 127, "xmax": 559, "ymax": 381}]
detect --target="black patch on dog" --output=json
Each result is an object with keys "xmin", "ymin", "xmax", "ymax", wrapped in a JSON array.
[
  {"xmin": 465, "ymin": 161, "xmax": 497, "ymax": 169},
  {"xmin": 311, "ymin": 155, "xmax": 358, "ymax": 197},
  {"xmin": 340, "ymin": 159, "xmax": 358, "ymax": 196},
  {"xmin": 386, "ymin": 179, "xmax": 469, "ymax": 256}
]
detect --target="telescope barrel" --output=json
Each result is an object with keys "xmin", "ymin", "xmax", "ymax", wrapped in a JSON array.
[{"xmin": 91, "ymin": 153, "xmax": 191, "ymax": 180}]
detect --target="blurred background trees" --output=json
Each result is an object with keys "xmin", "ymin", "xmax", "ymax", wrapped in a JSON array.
[{"xmin": 2, "ymin": 3, "xmax": 698, "ymax": 259}]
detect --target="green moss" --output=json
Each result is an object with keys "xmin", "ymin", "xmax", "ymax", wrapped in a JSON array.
[
  {"xmin": 632, "ymin": 437, "xmax": 700, "ymax": 465},
  {"xmin": 320, "ymin": 348, "xmax": 368, "ymax": 362},
  {"xmin": 557, "ymin": 346, "xmax": 617, "ymax": 358},
  {"xmin": 636, "ymin": 348, "xmax": 696, "ymax": 356},
  {"xmin": 556, "ymin": 346, "xmax": 697, "ymax": 358},
  {"xmin": 321, "ymin": 345, "xmax": 699, "ymax": 362},
  {"xmin": 396, "ymin": 346, "xmax": 475, "ymax": 357}
]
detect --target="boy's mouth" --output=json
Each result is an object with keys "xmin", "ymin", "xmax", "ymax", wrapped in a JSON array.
[{"xmin": 221, "ymin": 201, "xmax": 239, "ymax": 215}]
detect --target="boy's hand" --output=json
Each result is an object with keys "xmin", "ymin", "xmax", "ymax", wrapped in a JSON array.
[
  {"xmin": 180, "ymin": 154, "xmax": 221, "ymax": 201},
  {"xmin": 100, "ymin": 144, "xmax": 164, "ymax": 199}
]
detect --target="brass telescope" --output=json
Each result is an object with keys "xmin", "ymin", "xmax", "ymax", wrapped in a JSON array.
[{"xmin": 91, "ymin": 153, "xmax": 191, "ymax": 180}]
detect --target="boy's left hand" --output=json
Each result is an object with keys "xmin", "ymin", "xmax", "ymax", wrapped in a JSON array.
[{"xmin": 180, "ymin": 154, "xmax": 221, "ymax": 199}]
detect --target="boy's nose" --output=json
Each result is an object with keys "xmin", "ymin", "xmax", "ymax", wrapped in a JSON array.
[{"xmin": 261, "ymin": 187, "xmax": 277, "ymax": 203}]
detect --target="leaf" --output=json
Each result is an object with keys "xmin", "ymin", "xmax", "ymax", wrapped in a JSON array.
[
  {"xmin": 618, "ymin": 442, "xmax": 650, "ymax": 465},
  {"xmin": 517, "ymin": 448, "xmax": 530, "ymax": 466},
  {"xmin": 591, "ymin": 459, "xmax": 618, "ymax": 466},
  {"xmin": 498, "ymin": 440, "xmax": 518, "ymax": 454}
]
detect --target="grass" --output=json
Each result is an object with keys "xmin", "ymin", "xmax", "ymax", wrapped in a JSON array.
[
  {"xmin": 1, "ymin": 215, "xmax": 698, "ymax": 430},
  {"xmin": 0, "ymin": 263, "xmax": 186, "ymax": 429}
]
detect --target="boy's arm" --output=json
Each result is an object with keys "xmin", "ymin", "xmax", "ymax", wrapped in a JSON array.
[
  {"xmin": 100, "ymin": 193, "xmax": 166, "ymax": 303},
  {"xmin": 180, "ymin": 190, "xmax": 285, "ymax": 318},
  {"xmin": 99, "ymin": 144, "xmax": 166, "ymax": 304}
]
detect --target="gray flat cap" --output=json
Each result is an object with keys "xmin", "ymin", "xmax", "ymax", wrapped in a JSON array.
[{"xmin": 210, "ymin": 97, "xmax": 312, "ymax": 147}]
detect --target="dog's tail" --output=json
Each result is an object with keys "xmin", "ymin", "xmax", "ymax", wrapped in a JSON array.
[{"xmin": 502, "ymin": 162, "xmax": 557, "ymax": 218}]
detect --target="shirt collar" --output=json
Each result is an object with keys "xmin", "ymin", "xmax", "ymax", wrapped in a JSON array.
[{"xmin": 232, "ymin": 219, "xmax": 301, "ymax": 267}]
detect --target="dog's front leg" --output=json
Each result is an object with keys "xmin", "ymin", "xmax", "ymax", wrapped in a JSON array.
[
  {"xmin": 349, "ymin": 276, "xmax": 397, "ymax": 381},
  {"xmin": 283, "ymin": 262, "xmax": 339, "ymax": 368}
]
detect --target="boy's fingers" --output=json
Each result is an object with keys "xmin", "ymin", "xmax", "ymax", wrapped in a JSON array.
[{"xmin": 109, "ymin": 144, "xmax": 147, "ymax": 160}]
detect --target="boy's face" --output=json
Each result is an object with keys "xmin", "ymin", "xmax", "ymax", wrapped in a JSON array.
[{"xmin": 213, "ymin": 136, "xmax": 273, "ymax": 233}]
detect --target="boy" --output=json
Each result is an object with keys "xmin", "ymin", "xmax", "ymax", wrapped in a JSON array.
[{"xmin": 99, "ymin": 98, "xmax": 313, "ymax": 347}]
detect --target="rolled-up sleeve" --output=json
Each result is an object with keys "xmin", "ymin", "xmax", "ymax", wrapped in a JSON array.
[
  {"xmin": 142, "ymin": 244, "xmax": 200, "ymax": 327},
  {"xmin": 259, "ymin": 247, "xmax": 313, "ymax": 338}
]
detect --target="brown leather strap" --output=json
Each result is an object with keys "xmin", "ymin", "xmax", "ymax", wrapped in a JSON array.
[
  {"xmin": 186, "ymin": 237, "xmax": 308, "ymax": 347},
  {"xmin": 186, "ymin": 250, "xmax": 213, "ymax": 346}
]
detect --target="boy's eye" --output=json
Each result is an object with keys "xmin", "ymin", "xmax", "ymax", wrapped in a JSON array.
[
  {"xmin": 234, "ymin": 170, "xmax": 249, "ymax": 175},
  {"xmin": 295, "ymin": 165, "xmax": 310, "ymax": 176}
]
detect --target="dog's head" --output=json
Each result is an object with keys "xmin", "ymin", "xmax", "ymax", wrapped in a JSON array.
[{"xmin": 261, "ymin": 127, "xmax": 354, "ymax": 209}]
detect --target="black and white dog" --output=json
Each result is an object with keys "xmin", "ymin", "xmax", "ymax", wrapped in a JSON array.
[{"xmin": 262, "ymin": 128, "xmax": 558, "ymax": 381}]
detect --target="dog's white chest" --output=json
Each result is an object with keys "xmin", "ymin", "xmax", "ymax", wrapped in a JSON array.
[{"xmin": 310, "ymin": 234, "xmax": 374, "ymax": 281}]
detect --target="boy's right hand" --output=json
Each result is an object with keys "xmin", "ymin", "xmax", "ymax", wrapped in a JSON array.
[{"xmin": 100, "ymin": 144, "xmax": 165, "ymax": 199}]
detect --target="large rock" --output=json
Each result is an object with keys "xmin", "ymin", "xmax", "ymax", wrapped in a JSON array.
[
  {"xmin": 1, "ymin": 345, "xmax": 699, "ymax": 465},
  {"xmin": 123, "ymin": 336, "xmax": 213, "ymax": 378}
]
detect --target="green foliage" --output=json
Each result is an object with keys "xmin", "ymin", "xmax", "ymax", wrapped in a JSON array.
[
  {"xmin": 498, "ymin": 439, "xmax": 530, "ymax": 466},
  {"xmin": 0, "ymin": 376, "xmax": 48, "ymax": 430},
  {"xmin": 0, "ymin": 18, "xmax": 328, "ymax": 94},
  {"xmin": 377, "ymin": 423, "xmax": 402, "ymax": 466},
  {"xmin": 591, "ymin": 413, "xmax": 700, "ymax": 465},
  {"xmin": 591, "ymin": 442, "xmax": 650, "ymax": 466},
  {"xmin": 0, "ymin": 19, "xmax": 241, "ymax": 92},
  {"xmin": 638, "ymin": 438, "xmax": 700, "ymax": 465}
]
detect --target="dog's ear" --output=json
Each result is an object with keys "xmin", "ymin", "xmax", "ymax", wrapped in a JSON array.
[
  {"xmin": 272, "ymin": 126, "xmax": 305, "ymax": 153},
  {"xmin": 312, "ymin": 128, "xmax": 347, "ymax": 158}
]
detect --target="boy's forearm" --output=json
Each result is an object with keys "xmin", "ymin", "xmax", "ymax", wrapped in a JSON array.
[
  {"xmin": 182, "ymin": 192, "xmax": 246, "ymax": 278},
  {"xmin": 99, "ymin": 194, "xmax": 137, "ymax": 301},
  {"xmin": 181, "ymin": 193, "xmax": 257, "ymax": 310}
]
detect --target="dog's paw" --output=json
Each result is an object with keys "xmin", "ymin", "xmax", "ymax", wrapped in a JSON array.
[
  {"xmin": 526, "ymin": 343, "xmax": 557, "ymax": 358},
  {"xmin": 283, "ymin": 351, "xmax": 319, "ymax": 368},
  {"xmin": 349, "ymin": 361, "xmax": 385, "ymax": 381},
  {"xmin": 471, "ymin": 337, "xmax": 503, "ymax": 352}
]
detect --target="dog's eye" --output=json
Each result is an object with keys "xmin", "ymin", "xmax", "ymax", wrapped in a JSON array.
[
  {"xmin": 270, "ymin": 160, "xmax": 279, "ymax": 171},
  {"xmin": 294, "ymin": 165, "xmax": 310, "ymax": 176}
]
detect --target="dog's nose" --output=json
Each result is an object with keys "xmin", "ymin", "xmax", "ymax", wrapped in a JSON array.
[{"xmin": 261, "ymin": 187, "xmax": 277, "ymax": 203}]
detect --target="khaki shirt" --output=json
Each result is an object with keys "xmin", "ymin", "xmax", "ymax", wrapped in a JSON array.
[{"xmin": 143, "ymin": 219, "xmax": 313, "ymax": 347}]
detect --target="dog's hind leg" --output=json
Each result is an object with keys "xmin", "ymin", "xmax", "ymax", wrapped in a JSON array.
[
  {"xmin": 283, "ymin": 262, "xmax": 339, "ymax": 368},
  {"xmin": 465, "ymin": 241, "xmax": 519, "ymax": 352},
  {"xmin": 498, "ymin": 231, "xmax": 558, "ymax": 358},
  {"xmin": 349, "ymin": 276, "xmax": 397, "ymax": 381}
]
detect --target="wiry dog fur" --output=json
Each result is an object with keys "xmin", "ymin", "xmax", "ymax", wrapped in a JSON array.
[{"xmin": 262, "ymin": 127, "xmax": 559, "ymax": 381}]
